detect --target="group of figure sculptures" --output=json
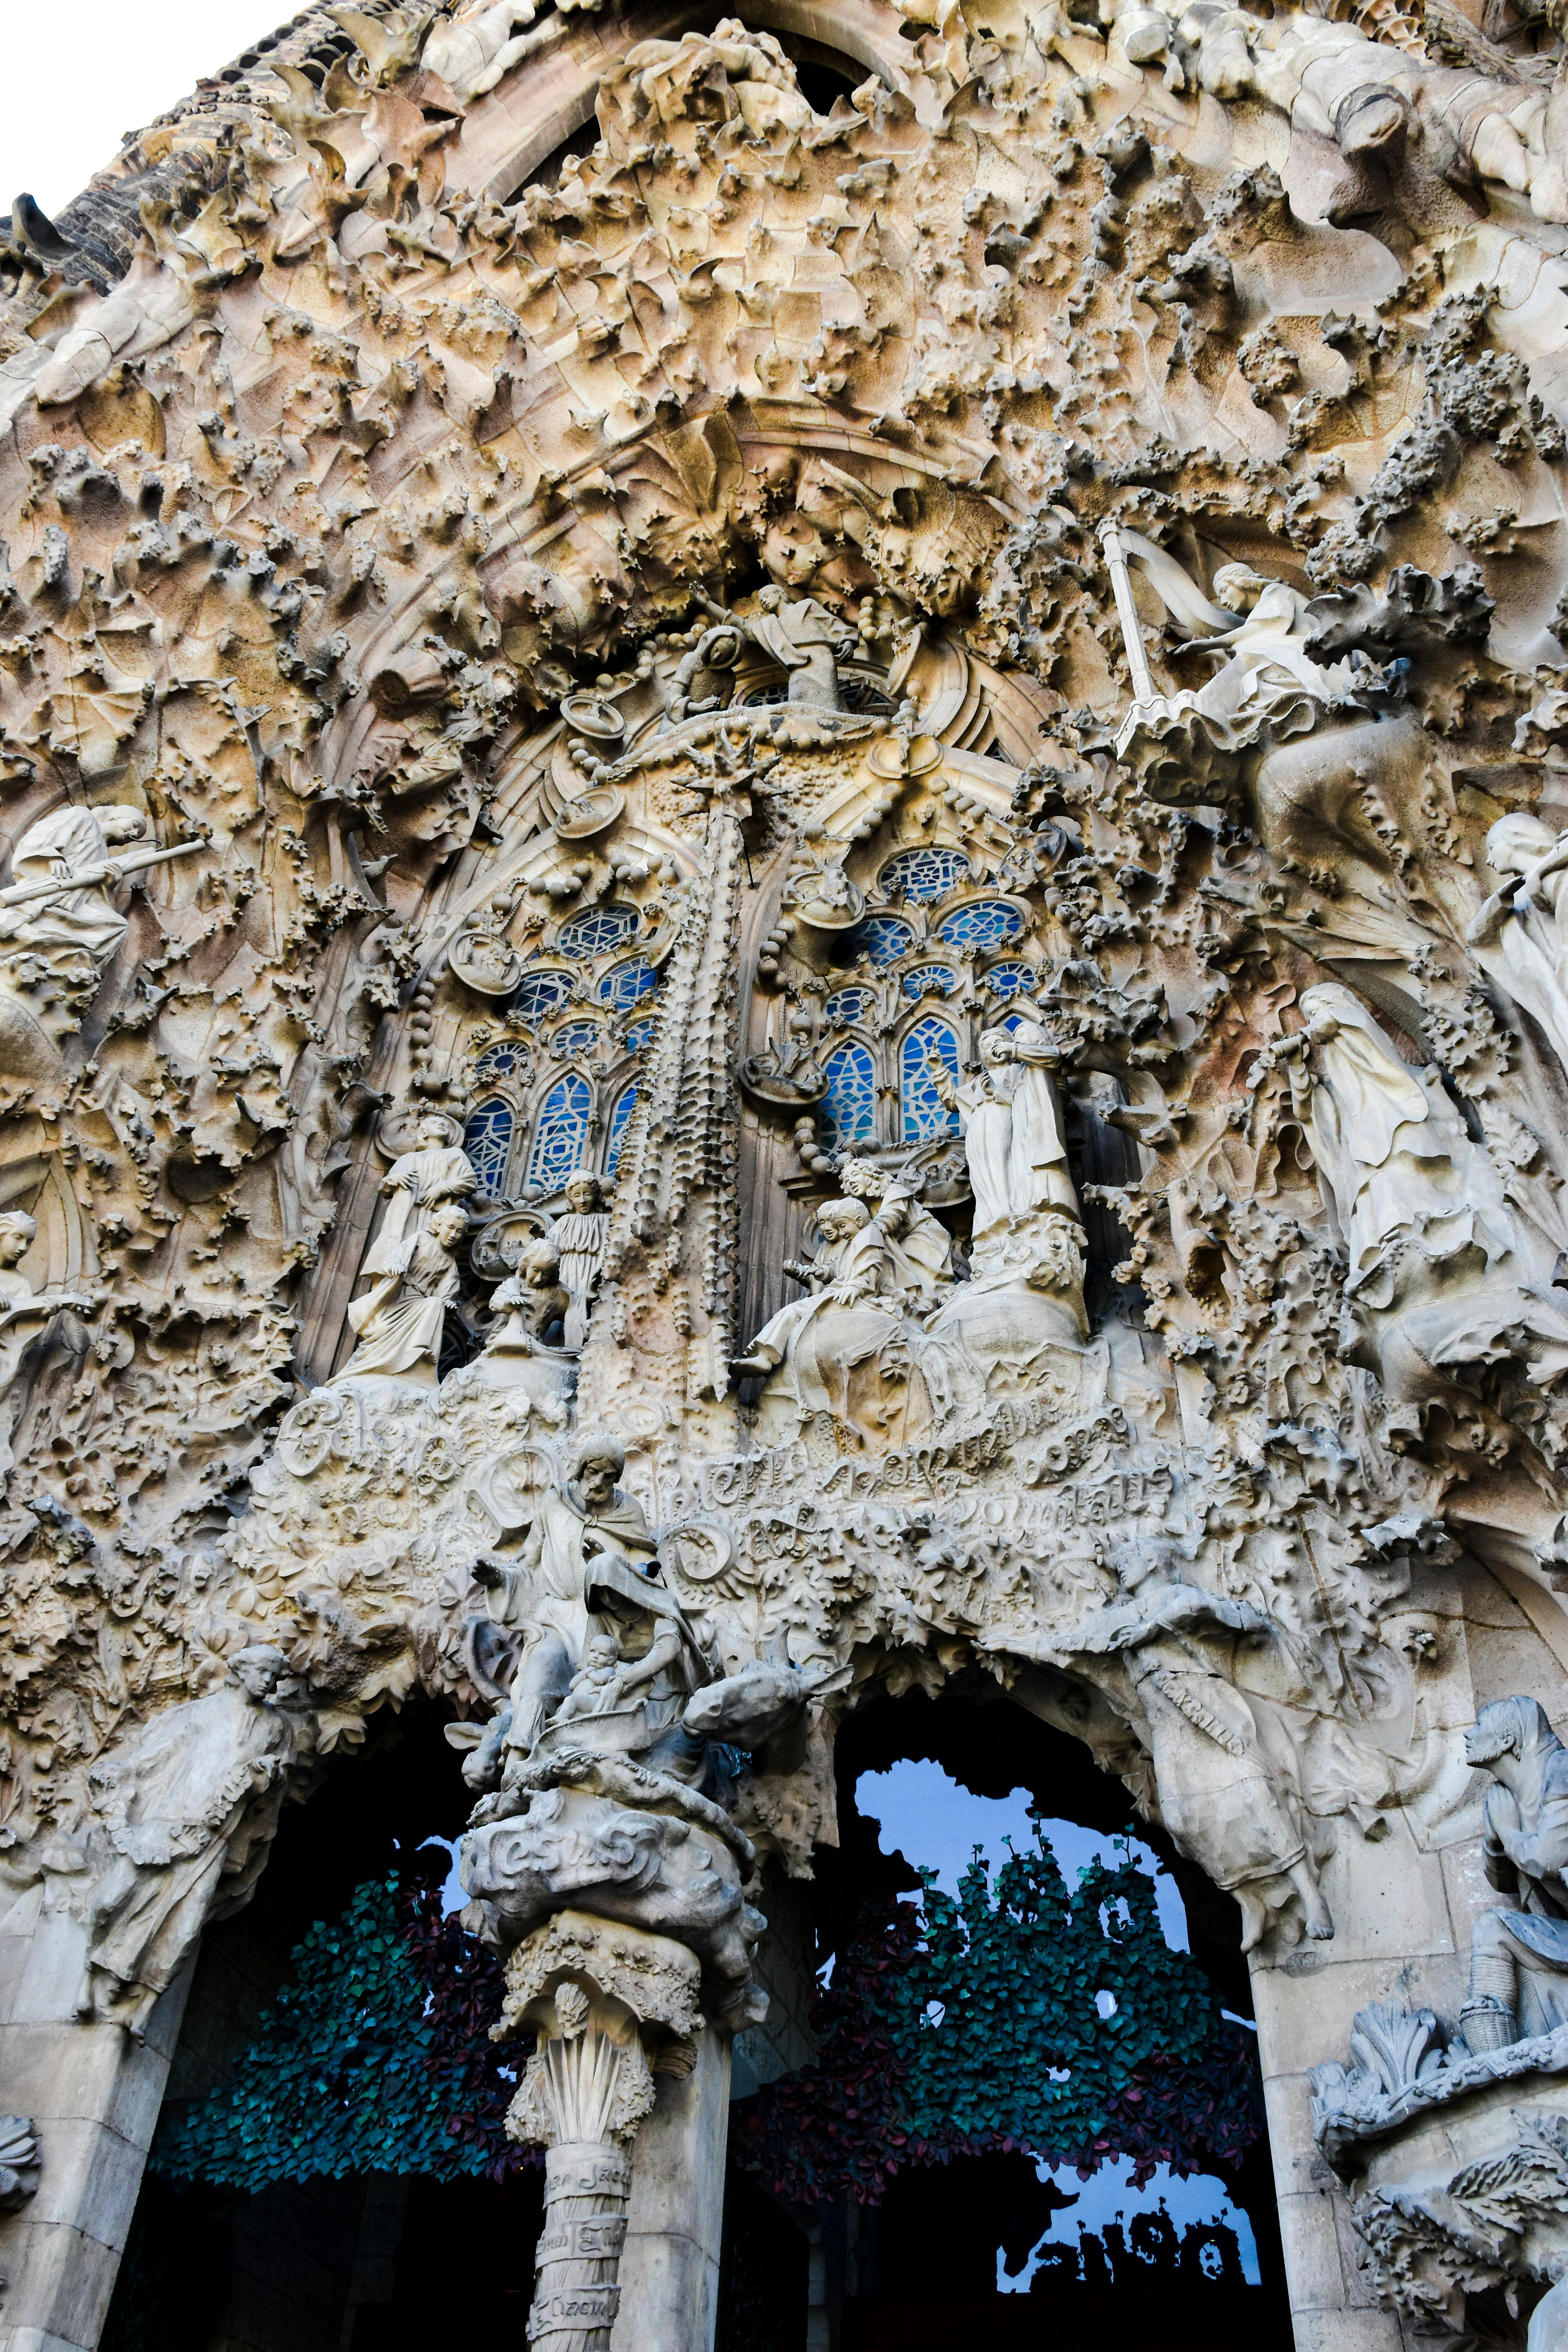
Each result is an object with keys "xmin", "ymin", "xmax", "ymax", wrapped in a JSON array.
[{"xmin": 16, "ymin": 0, "xmax": 1568, "ymax": 2341}]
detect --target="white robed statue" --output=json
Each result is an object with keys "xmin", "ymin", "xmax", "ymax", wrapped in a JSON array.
[
  {"xmin": 0, "ymin": 804, "xmax": 151, "ymax": 971},
  {"xmin": 331, "ymin": 1200, "xmax": 468, "ymax": 1387},
  {"xmin": 1467, "ymin": 813, "xmax": 1568, "ymax": 1082},
  {"xmin": 364, "ymin": 1116, "xmax": 478, "ymax": 1277}
]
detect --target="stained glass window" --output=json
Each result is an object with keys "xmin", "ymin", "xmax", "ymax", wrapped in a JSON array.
[
  {"xmin": 936, "ymin": 898, "xmax": 1024, "ymax": 953},
  {"xmin": 986, "ymin": 961, "xmax": 1036, "ymax": 1001},
  {"xmin": 901, "ymin": 1016, "xmax": 961, "ymax": 1142},
  {"xmin": 463, "ymin": 1096, "xmax": 514, "ymax": 1196},
  {"xmin": 559, "ymin": 904, "xmax": 637, "ymax": 959},
  {"xmin": 606, "ymin": 1085, "xmax": 637, "ymax": 1177},
  {"xmin": 515, "ymin": 969, "xmax": 574, "ymax": 1024},
  {"xmin": 902, "ymin": 963, "xmax": 958, "ymax": 1000},
  {"xmin": 848, "ymin": 915, "xmax": 916, "ymax": 969},
  {"xmin": 880, "ymin": 846, "xmax": 972, "ymax": 903},
  {"xmin": 526, "ymin": 1072, "xmax": 592, "ymax": 1190},
  {"xmin": 824, "ymin": 987, "xmax": 875, "ymax": 1025},
  {"xmin": 551, "ymin": 1020, "xmax": 603, "ymax": 1056},
  {"xmin": 598, "ymin": 958, "xmax": 658, "ymax": 1009},
  {"xmin": 623, "ymin": 1017, "xmax": 657, "ymax": 1055},
  {"xmin": 473, "ymin": 1044, "xmax": 523, "ymax": 1083},
  {"xmin": 820, "ymin": 1043, "xmax": 877, "ymax": 1151}
]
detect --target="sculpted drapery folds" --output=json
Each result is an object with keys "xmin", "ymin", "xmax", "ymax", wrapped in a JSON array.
[{"xmin": 15, "ymin": 0, "xmax": 1568, "ymax": 2344}]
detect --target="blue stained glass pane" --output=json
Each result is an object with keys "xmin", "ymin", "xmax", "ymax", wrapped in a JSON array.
[
  {"xmin": 474, "ymin": 1043, "xmax": 523, "ymax": 1082},
  {"xmin": 552, "ymin": 1020, "xmax": 603, "ymax": 1055},
  {"xmin": 526, "ymin": 1073, "xmax": 593, "ymax": 1190},
  {"xmin": 986, "ymin": 960, "xmax": 1036, "ymax": 1001},
  {"xmin": 820, "ymin": 1043, "xmax": 877, "ymax": 1151},
  {"xmin": 936, "ymin": 898, "xmax": 1025, "ymax": 953},
  {"xmin": 515, "ymin": 969, "xmax": 574, "ymax": 1024},
  {"xmin": 598, "ymin": 958, "xmax": 658, "ymax": 1009},
  {"xmin": 901, "ymin": 1016, "xmax": 961, "ymax": 1142},
  {"xmin": 880, "ymin": 846, "xmax": 972, "ymax": 903},
  {"xmin": 848, "ymin": 915, "xmax": 915, "ymax": 969},
  {"xmin": 606, "ymin": 1085, "xmax": 637, "ymax": 1177},
  {"xmin": 559, "ymin": 904, "xmax": 637, "ymax": 959},
  {"xmin": 824, "ymin": 987, "xmax": 875, "ymax": 1025},
  {"xmin": 624, "ymin": 1017, "xmax": 656, "ymax": 1055},
  {"xmin": 902, "ymin": 963, "xmax": 958, "ymax": 1000},
  {"xmin": 463, "ymin": 1095, "xmax": 514, "ymax": 1195},
  {"xmin": 1000, "ymin": 1011, "xmax": 1029, "ymax": 1034}
]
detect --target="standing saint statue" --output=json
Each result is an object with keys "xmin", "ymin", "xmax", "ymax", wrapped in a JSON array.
[
  {"xmin": 929, "ymin": 1022, "xmax": 1082, "ymax": 1262},
  {"xmin": 330, "ymin": 1200, "xmax": 468, "ymax": 1387},
  {"xmin": 363, "ymin": 1115, "xmax": 478, "ymax": 1279},
  {"xmin": 549, "ymin": 1171, "xmax": 610, "ymax": 1351},
  {"xmin": 0, "ymin": 1209, "xmax": 91, "ymax": 1491},
  {"xmin": 1467, "ymin": 813, "xmax": 1568, "ymax": 1082},
  {"xmin": 79, "ymin": 1646, "xmax": 311, "ymax": 2033}
]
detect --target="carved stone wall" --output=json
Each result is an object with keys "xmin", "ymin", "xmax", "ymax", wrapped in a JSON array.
[{"xmin": 9, "ymin": 0, "xmax": 1568, "ymax": 2343}]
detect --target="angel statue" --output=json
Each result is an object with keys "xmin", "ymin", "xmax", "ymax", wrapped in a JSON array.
[
  {"xmin": 329, "ymin": 1199, "xmax": 469, "ymax": 1388},
  {"xmin": 1467, "ymin": 812, "xmax": 1568, "ymax": 1083}
]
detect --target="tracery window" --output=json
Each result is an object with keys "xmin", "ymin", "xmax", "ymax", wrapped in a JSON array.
[
  {"xmin": 901, "ymin": 1016, "xmax": 960, "ymax": 1142},
  {"xmin": 552, "ymin": 1020, "xmax": 603, "ymax": 1057},
  {"xmin": 849, "ymin": 915, "xmax": 916, "ymax": 968},
  {"xmin": 473, "ymin": 1043, "xmax": 525, "ymax": 1083},
  {"xmin": 936, "ymin": 898, "xmax": 1025, "ymax": 953},
  {"xmin": 986, "ymin": 961, "xmax": 1036, "ymax": 1001},
  {"xmin": 821, "ymin": 1043, "xmax": 877, "ymax": 1151},
  {"xmin": 463, "ymin": 1096, "xmax": 514, "ymax": 1195},
  {"xmin": 824, "ymin": 986, "xmax": 875, "ymax": 1025},
  {"xmin": 901, "ymin": 964, "xmax": 958, "ymax": 1000},
  {"xmin": 598, "ymin": 957, "xmax": 658, "ymax": 1009},
  {"xmin": 880, "ymin": 847, "xmax": 972, "ymax": 904},
  {"xmin": 559, "ymin": 905, "xmax": 637, "ymax": 958},
  {"xmin": 526, "ymin": 1073, "xmax": 594, "ymax": 1189},
  {"xmin": 515, "ymin": 969, "xmax": 575, "ymax": 1024},
  {"xmin": 606, "ymin": 1084, "xmax": 638, "ymax": 1178}
]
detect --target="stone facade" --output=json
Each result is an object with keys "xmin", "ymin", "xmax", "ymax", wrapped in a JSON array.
[{"xmin": 7, "ymin": 0, "xmax": 1568, "ymax": 2342}]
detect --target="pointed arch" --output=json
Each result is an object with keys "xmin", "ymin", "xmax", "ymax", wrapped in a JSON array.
[
  {"xmin": 821, "ymin": 1042, "xmax": 877, "ymax": 1152},
  {"xmin": 526, "ymin": 1072, "xmax": 593, "ymax": 1191},
  {"xmin": 901, "ymin": 1016, "xmax": 960, "ymax": 1142},
  {"xmin": 462, "ymin": 1096, "xmax": 514, "ymax": 1196},
  {"xmin": 605, "ymin": 1083, "xmax": 638, "ymax": 1179}
]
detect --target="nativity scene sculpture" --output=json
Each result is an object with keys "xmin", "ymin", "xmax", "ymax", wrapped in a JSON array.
[{"xmin": 16, "ymin": 5, "xmax": 1568, "ymax": 2352}]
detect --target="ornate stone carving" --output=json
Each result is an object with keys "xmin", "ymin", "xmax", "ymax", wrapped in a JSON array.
[{"xmin": 12, "ymin": 0, "xmax": 1568, "ymax": 2341}]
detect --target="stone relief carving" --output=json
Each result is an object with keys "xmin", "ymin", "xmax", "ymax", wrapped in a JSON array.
[{"xmin": 9, "ymin": 0, "xmax": 1568, "ymax": 2341}]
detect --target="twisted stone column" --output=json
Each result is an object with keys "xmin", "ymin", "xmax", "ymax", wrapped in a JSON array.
[{"xmin": 494, "ymin": 1911, "xmax": 703, "ymax": 2352}]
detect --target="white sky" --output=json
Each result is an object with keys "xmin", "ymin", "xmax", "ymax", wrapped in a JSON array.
[{"xmin": 2, "ymin": 0, "xmax": 292, "ymax": 220}]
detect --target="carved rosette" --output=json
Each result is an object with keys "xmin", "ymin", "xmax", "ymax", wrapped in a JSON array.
[{"xmin": 494, "ymin": 1910, "xmax": 703, "ymax": 2350}]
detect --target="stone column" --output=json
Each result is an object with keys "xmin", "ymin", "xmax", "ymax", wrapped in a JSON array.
[
  {"xmin": 494, "ymin": 1911, "xmax": 706, "ymax": 2352},
  {"xmin": 611, "ymin": 2024, "xmax": 730, "ymax": 2352},
  {"xmin": 0, "ymin": 1953, "xmax": 191, "ymax": 2352}
]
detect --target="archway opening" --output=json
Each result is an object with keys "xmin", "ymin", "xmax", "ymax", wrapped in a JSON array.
[{"xmin": 723, "ymin": 1683, "xmax": 1293, "ymax": 2351}]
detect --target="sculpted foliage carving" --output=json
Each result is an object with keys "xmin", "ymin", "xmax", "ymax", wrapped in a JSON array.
[{"xmin": 7, "ymin": 0, "xmax": 1568, "ymax": 2332}]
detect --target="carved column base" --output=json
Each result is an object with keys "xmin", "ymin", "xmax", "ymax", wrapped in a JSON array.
[{"xmin": 494, "ymin": 1911, "xmax": 704, "ymax": 2352}]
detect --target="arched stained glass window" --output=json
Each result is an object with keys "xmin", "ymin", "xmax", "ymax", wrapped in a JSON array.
[
  {"xmin": 526, "ymin": 1073, "xmax": 593, "ymax": 1191},
  {"xmin": 824, "ymin": 987, "xmax": 875, "ymax": 1025},
  {"xmin": 623, "ymin": 1017, "xmax": 657, "ymax": 1055},
  {"xmin": 551, "ymin": 1020, "xmax": 603, "ymax": 1056},
  {"xmin": 598, "ymin": 958, "xmax": 658, "ymax": 1009},
  {"xmin": 473, "ymin": 1043, "xmax": 524, "ymax": 1083},
  {"xmin": 606, "ymin": 1085, "xmax": 637, "ymax": 1177},
  {"xmin": 901, "ymin": 1016, "xmax": 960, "ymax": 1142},
  {"xmin": 515, "ymin": 969, "xmax": 574, "ymax": 1024},
  {"xmin": 848, "ymin": 915, "xmax": 916, "ymax": 969},
  {"xmin": 936, "ymin": 898, "xmax": 1024, "ymax": 953},
  {"xmin": 880, "ymin": 846, "xmax": 972, "ymax": 903},
  {"xmin": 820, "ymin": 1043, "xmax": 877, "ymax": 1151},
  {"xmin": 902, "ymin": 963, "xmax": 958, "ymax": 1000},
  {"xmin": 463, "ymin": 1096, "xmax": 514, "ymax": 1196},
  {"xmin": 986, "ymin": 960, "xmax": 1036, "ymax": 1001},
  {"xmin": 559, "ymin": 904, "xmax": 637, "ymax": 959}
]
